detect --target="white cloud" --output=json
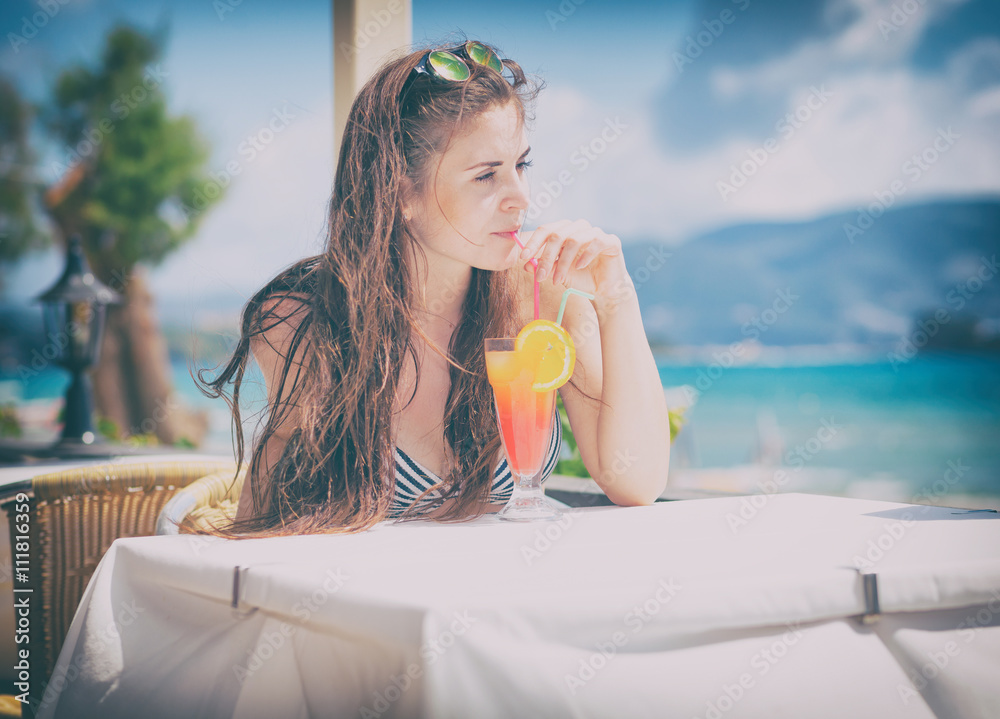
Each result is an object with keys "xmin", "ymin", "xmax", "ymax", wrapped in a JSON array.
[
  {"xmin": 968, "ymin": 85, "xmax": 1000, "ymax": 118},
  {"xmin": 147, "ymin": 101, "xmax": 334, "ymax": 316},
  {"xmin": 521, "ymin": 0, "xmax": 1000, "ymax": 241},
  {"xmin": 844, "ymin": 301, "xmax": 912, "ymax": 335},
  {"xmin": 830, "ymin": 0, "xmax": 969, "ymax": 62}
]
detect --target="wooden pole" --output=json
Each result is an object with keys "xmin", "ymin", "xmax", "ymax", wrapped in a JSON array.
[{"xmin": 332, "ymin": 0, "xmax": 412, "ymax": 163}]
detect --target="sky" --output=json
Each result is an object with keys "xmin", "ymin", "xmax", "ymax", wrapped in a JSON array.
[{"xmin": 2, "ymin": 0, "xmax": 999, "ymax": 327}]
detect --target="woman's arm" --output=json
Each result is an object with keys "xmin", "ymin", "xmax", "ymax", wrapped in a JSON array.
[
  {"xmin": 520, "ymin": 220, "xmax": 671, "ymax": 505},
  {"xmin": 234, "ymin": 295, "xmax": 310, "ymax": 522}
]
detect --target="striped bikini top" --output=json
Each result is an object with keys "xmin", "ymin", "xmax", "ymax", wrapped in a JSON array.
[{"xmin": 390, "ymin": 414, "xmax": 562, "ymax": 519}]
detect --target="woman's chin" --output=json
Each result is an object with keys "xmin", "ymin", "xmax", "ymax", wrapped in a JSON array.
[
  {"xmin": 474, "ymin": 253, "xmax": 521, "ymax": 273},
  {"xmin": 491, "ymin": 246, "xmax": 526, "ymax": 272}
]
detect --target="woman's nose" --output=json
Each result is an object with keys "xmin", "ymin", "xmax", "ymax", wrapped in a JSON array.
[{"xmin": 502, "ymin": 170, "xmax": 530, "ymax": 213}]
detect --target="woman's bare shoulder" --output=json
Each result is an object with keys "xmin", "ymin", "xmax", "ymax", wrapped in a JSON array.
[
  {"xmin": 251, "ymin": 292, "xmax": 312, "ymax": 354},
  {"xmin": 250, "ymin": 292, "xmax": 314, "ymax": 420},
  {"xmin": 257, "ymin": 291, "xmax": 313, "ymax": 324}
]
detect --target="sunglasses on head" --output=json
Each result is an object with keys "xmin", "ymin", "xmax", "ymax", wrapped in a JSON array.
[{"xmin": 411, "ymin": 41, "xmax": 504, "ymax": 83}]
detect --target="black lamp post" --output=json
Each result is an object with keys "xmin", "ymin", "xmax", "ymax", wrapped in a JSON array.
[{"xmin": 36, "ymin": 235, "xmax": 121, "ymax": 451}]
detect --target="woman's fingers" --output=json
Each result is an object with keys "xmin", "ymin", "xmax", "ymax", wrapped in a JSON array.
[
  {"xmin": 518, "ymin": 226, "xmax": 549, "ymax": 260},
  {"xmin": 534, "ymin": 233, "xmax": 563, "ymax": 282},
  {"xmin": 520, "ymin": 220, "xmax": 572, "ymax": 259},
  {"xmin": 551, "ymin": 220, "xmax": 595, "ymax": 283},
  {"xmin": 574, "ymin": 237, "xmax": 620, "ymax": 270},
  {"xmin": 572, "ymin": 244, "xmax": 598, "ymax": 271},
  {"xmin": 552, "ymin": 237, "xmax": 586, "ymax": 285},
  {"xmin": 520, "ymin": 220, "xmax": 619, "ymax": 285}
]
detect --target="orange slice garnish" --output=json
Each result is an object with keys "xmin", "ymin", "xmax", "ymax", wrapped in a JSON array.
[{"xmin": 515, "ymin": 320, "xmax": 576, "ymax": 391}]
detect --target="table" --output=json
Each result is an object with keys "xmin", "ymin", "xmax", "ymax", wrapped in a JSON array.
[{"xmin": 37, "ymin": 493, "xmax": 1000, "ymax": 718}]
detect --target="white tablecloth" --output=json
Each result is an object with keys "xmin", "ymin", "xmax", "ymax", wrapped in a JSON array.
[{"xmin": 38, "ymin": 493, "xmax": 1000, "ymax": 718}]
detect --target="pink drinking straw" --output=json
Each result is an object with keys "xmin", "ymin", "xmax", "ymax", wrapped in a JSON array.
[{"xmin": 510, "ymin": 231, "xmax": 540, "ymax": 320}]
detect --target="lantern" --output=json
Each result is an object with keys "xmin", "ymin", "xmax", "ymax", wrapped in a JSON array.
[{"xmin": 36, "ymin": 235, "xmax": 121, "ymax": 448}]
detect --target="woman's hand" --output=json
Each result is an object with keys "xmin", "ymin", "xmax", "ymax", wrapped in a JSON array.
[{"xmin": 519, "ymin": 219, "xmax": 633, "ymax": 307}]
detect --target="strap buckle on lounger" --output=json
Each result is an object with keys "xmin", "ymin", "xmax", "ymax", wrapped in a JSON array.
[
  {"xmin": 859, "ymin": 570, "xmax": 881, "ymax": 624},
  {"xmin": 232, "ymin": 565, "xmax": 257, "ymax": 617}
]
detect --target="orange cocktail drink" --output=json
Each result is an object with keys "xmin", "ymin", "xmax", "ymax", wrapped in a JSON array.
[
  {"xmin": 485, "ymin": 320, "xmax": 575, "ymax": 522},
  {"xmin": 485, "ymin": 344, "xmax": 556, "ymax": 477}
]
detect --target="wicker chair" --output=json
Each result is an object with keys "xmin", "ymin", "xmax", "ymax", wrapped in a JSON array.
[
  {"xmin": 0, "ymin": 458, "xmax": 236, "ymax": 716},
  {"xmin": 156, "ymin": 465, "xmax": 247, "ymax": 536}
]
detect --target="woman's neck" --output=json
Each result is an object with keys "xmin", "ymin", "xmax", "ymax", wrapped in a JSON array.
[{"xmin": 410, "ymin": 249, "xmax": 472, "ymax": 331}]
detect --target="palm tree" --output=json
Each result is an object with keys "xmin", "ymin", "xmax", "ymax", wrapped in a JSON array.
[
  {"xmin": 0, "ymin": 75, "xmax": 47, "ymax": 270},
  {"xmin": 1, "ymin": 25, "xmax": 223, "ymax": 446}
]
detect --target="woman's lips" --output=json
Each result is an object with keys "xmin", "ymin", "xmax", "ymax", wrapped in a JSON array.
[{"xmin": 494, "ymin": 230, "xmax": 537, "ymax": 267}]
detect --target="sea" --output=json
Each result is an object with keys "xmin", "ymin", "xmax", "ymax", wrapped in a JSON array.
[
  {"xmin": 656, "ymin": 351, "xmax": 1000, "ymax": 502},
  {"xmin": 5, "ymin": 351, "xmax": 999, "ymax": 504}
]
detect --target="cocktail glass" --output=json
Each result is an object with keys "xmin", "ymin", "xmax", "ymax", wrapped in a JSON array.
[{"xmin": 484, "ymin": 338, "xmax": 564, "ymax": 521}]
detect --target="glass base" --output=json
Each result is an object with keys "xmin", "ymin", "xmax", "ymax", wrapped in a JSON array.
[{"xmin": 497, "ymin": 486, "xmax": 564, "ymax": 522}]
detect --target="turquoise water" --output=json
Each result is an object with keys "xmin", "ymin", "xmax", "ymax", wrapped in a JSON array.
[
  {"xmin": 6, "ymin": 352, "xmax": 999, "ymax": 499},
  {"xmin": 657, "ymin": 352, "xmax": 1000, "ymax": 498}
]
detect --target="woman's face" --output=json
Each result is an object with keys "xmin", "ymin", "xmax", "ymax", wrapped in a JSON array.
[{"xmin": 406, "ymin": 102, "xmax": 532, "ymax": 273}]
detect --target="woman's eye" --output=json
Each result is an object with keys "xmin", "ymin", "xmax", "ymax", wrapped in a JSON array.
[{"xmin": 474, "ymin": 159, "xmax": 533, "ymax": 184}]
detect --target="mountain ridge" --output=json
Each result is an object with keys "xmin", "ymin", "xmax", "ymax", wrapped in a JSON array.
[
  {"xmin": 3, "ymin": 197, "xmax": 999, "ymax": 365},
  {"xmin": 622, "ymin": 197, "xmax": 1000, "ymax": 350}
]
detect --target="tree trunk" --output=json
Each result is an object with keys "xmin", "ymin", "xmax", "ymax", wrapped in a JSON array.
[{"xmin": 91, "ymin": 267, "xmax": 208, "ymax": 446}]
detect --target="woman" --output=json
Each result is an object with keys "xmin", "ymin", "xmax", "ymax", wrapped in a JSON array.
[{"xmin": 200, "ymin": 39, "xmax": 671, "ymax": 535}]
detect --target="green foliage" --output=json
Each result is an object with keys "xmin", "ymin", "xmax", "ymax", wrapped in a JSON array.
[
  {"xmin": 553, "ymin": 393, "xmax": 687, "ymax": 478},
  {"xmin": 554, "ymin": 394, "xmax": 590, "ymax": 477},
  {"xmin": 124, "ymin": 432, "xmax": 160, "ymax": 447},
  {"xmin": 41, "ymin": 25, "xmax": 221, "ymax": 277},
  {"xmin": 0, "ymin": 76, "xmax": 49, "ymax": 265},
  {"xmin": 97, "ymin": 414, "xmax": 155, "ymax": 446},
  {"xmin": 97, "ymin": 413, "xmax": 194, "ymax": 448},
  {"xmin": 0, "ymin": 404, "xmax": 22, "ymax": 438},
  {"xmin": 96, "ymin": 415, "xmax": 121, "ymax": 441},
  {"xmin": 669, "ymin": 405, "xmax": 686, "ymax": 442}
]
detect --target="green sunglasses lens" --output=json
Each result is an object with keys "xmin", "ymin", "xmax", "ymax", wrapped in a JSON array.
[
  {"xmin": 464, "ymin": 42, "xmax": 503, "ymax": 73},
  {"xmin": 427, "ymin": 50, "xmax": 471, "ymax": 81}
]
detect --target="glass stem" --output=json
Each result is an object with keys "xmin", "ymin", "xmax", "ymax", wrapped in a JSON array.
[{"xmin": 511, "ymin": 467, "xmax": 544, "ymax": 500}]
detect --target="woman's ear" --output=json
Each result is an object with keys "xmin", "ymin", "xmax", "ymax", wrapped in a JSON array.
[{"xmin": 399, "ymin": 176, "xmax": 415, "ymax": 222}]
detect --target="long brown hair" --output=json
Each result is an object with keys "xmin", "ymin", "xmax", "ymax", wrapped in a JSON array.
[{"xmin": 196, "ymin": 38, "xmax": 546, "ymax": 535}]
